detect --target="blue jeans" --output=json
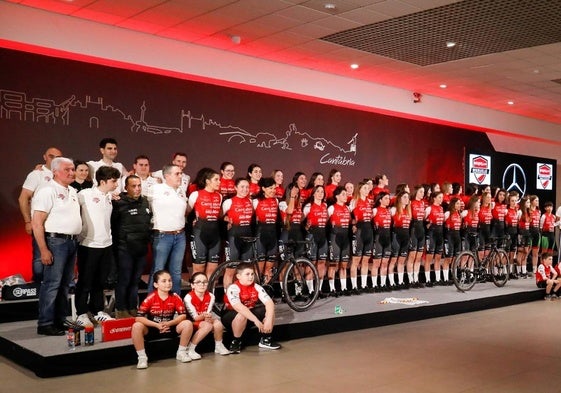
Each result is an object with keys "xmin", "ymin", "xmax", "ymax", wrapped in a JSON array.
[
  {"xmin": 115, "ymin": 248, "xmax": 146, "ymax": 311},
  {"xmin": 151, "ymin": 232, "xmax": 186, "ymax": 294},
  {"xmin": 31, "ymin": 235, "xmax": 43, "ymax": 283},
  {"xmin": 37, "ymin": 237, "xmax": 77, "ymax": 326}
]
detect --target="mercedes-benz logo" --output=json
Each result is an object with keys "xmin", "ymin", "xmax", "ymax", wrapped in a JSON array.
[{"xmin": 502, "ymin": 163, "xmax": 526, "ymax": 197}]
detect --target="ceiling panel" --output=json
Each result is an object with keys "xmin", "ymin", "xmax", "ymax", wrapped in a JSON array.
[{"xmin": 6, "ymin": 0, "xmax": 561, "ymax": 124}]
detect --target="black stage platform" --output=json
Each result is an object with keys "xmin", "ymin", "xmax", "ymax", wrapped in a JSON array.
[{"xmin": 0, "ymin": 279, "xmax": 543, "ymax": 378}]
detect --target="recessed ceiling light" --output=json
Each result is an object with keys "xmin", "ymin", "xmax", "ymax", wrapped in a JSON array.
[
  {"xmin": 350, "ymin": 63, "xmax": 359, "ymax": 69},
  {"xmin": 324, "ymin": 3, "xmax": 336, "ymax": 10},
  {"xmin": 439, "ymin": 84, "xmax": 447, "ymax": 89},
  {"xmin": 507, "ymin": 100, "xmax": 515, "ymax": 105},
  {"xmin": 446, "ymin": 41, "xmax": 456, "ymax": 48}
]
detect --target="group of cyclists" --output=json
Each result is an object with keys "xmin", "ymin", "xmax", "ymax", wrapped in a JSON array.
[{"xmin": 191, "ymin": 162, "xmax": 559, "ymax": 298}]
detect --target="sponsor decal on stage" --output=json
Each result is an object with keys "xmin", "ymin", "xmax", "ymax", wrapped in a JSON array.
[
  {"xmin": 101, "ymin": 318, "xmax": 135, "ymax": 342},
  {"xmin": 379, "ymin": 297, "xmax": 429, "ymax": 305}
]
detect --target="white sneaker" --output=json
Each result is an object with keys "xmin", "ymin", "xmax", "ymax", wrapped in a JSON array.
[
  {"xmin": 94, "ymin": 311, "xmax": 114, "ymax": 322},
  {"xmin": 214, "ymin": 342, "xmax": 231, "ymax": 356},
  {"xmin": 137, "ymin": 356, "xmax": 148, "ymax": 369},
  {"xmin": 76, "ymin": 313, "xmax": 94, "ymax": 328},
  {"xmin": 176, "ymin": 351, "xmax": 192, "ymax": 363},
  {"xmin": 187, "ymin": 348, "xmax": 202, "ymax": 360}
]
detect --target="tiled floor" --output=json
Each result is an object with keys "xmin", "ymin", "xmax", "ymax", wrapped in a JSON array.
[{"xmin": 2, "ymin": 300, "xmax": 560, "ymax": 393}]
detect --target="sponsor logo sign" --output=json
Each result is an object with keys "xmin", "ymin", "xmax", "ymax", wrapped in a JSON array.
[
  {"xmin": 468, "ymin": 154, "xmax": 491, "ymax": 184},
  {"xmin": 502, "ymin": 163, "xmax": 527, "ymax": 197},
  {"xmin": 537, "ymin": 163, "xmax": 553, "ymax": 190}
]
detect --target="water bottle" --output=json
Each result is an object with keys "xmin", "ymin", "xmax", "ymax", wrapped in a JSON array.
[
  {"xmin": 278, "ymin": 240, "xmax": 285, "ymax": 260},
  {"xmin": 84, "ymin": 326, "xmax": 94, "ymax": 346},
  {"xmin": 67, "ymin": 328, "xmax": 76, "ymax": 350}
]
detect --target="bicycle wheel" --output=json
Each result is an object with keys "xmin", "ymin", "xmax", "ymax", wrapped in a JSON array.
[
  {"xmin": 208, "ymin": 261, "xmax": 239, "ymax": 314},
  {"xmin": 451, "ymin": 251, "xmax": 477, "ymax": 292},
  {"xmin": 282, "ymin": 258, "xmax": 320, "ymax": 311},
  {"xmin": 490, "ymin": 249, "xmax": 510, "ymax": 287}
]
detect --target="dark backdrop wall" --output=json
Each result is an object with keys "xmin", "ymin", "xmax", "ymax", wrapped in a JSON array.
[{"xmin": 0, "ymin": 48, "xmax": 495, "ymax": 280}]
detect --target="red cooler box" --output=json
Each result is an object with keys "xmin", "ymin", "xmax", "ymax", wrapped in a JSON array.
[{"xmin": 101, "ymin": 317, "xmax": 135, "ymax": 342}]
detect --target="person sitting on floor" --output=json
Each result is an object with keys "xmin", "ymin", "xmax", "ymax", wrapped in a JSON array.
[
  {"xmin": 222, "ymin": 262, "xmax": 281, "ymax": 353},
  {"xmin": 131, "ymin": 269, "xmax": 194, "ymax": 369},
  {"xmin": 183, "ymin": 272, "xmax": 231, "ymax": 358},
  {"xmin": 536, "ymin": 252, "xmax": 561, "ymax": 300}
]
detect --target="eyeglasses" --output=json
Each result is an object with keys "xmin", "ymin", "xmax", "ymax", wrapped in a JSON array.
[{"xmin": 193, "ymin": 281, "xmax": 208, "ymax": 285}]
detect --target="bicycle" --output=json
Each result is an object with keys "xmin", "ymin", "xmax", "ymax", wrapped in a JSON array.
[
  {"xmin": 451, "ymin": 235, "xmax": 511, "ymax": 292},
  {"xmin": 208, "ymin": 236, "xmax": 320, "ymax": 312}
]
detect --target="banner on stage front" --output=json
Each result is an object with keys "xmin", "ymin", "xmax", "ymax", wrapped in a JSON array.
[{"xmin": 468, "ymin": 154, "xmax": 491, "ymax": 185}]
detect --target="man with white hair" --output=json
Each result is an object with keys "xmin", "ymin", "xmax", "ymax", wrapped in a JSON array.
[{"xmin": 32, "ymin": 157, "xmax": 82, "ymax": 336}]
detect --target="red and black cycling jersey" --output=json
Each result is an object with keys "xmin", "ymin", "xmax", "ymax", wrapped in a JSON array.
[
  {"xmin": 445, "ymin": 211, "xmax": 462, "ymax": 231},
  {"xmin": 478, "ymin": 205, "xmax": 493, "ymax": 225},
  {"xmin": 274, "ymin": 185, "xmax": 284, "ymax": 200},
  {"xmin": 392, "ymin": 209, "xmax": 411, "ymax": 229},
  {"xmin": 249, "ymin": 182, "xmax": 260, "ymax": 198},
  {"xmin": 504, "ymin": 207, "xmax": 518, "ymax": 227},
  {"xmin": 219, "ymin": 178, "xmax": 236, "ymax": 199},
  {"xmin": 138, "ymin": 292, "xmax": 186, "ymax": 323},
  {"xmin": 411, "ymin": 199, "xmax": 426, "ymax": 221},
  {"xmin": 425, "ymin": 205, "xmax": 444, "ymax": 226},
  {"xmin": 280, "ymin": 204, "xmax": 303, "ymax": 224},
  {"xmin": 223, "ymin": 196, "xmax": 253, "ymax": 226},
  {"xmin": 304, "ymin": 202, "xmax": 328, "ymax": 228},
  {"xmin": 492, "ymin": 203, "xmax": 507, "ymax": 222},
  {"xmin": 463, "ymin": 211, "xmax": 479, "ymax": 229},
  {"xmin": 530, "ymin": 209, "xmax": 541, "ymax": 229},
  {"xmin": 324, "ymin": 184, "xmax": 337, "ymax": 200},
  {"xmin": 351, "ymin": 198, "xmax": 373, "ymax": 223},
  {"xmin": 372, "ymin": 206, "xmax": 391, "ymax": 229},
  {"xmin": 328, "ymin": 203, "xmax": 351, "ymax": 228},
  {"xmin": 189, "ymin": 189, "xmax": 222, "ymax": 221},
  {"xmin": 253, "ymin": 197, "xmax": 278, "ymax": 224},
  {"xmin": 541, "ymin": 212, "xmax": 556, "ymax": 233},
  {"xmin": 518, "ymin": 212, "xmax": 530, "ymax": 230}
]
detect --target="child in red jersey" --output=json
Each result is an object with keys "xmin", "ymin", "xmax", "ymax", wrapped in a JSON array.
[
  {"xmin": 222, "ymin": 262, "xmax": 280, "ymax": 353},
  {"xmin": 131, "ymin": 270, "xmax": 194, "ymax": 369},
  {"xmin": 183, "ymin": 272, "xmax": 230, "ymax": 358},
  {"xmin": 536, "ymin": 253, "xmax": 561, "ymax": 300}
]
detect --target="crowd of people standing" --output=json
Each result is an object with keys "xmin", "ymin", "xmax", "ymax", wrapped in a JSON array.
[{"xmin": 20, "ymin": 138, "xmax": 559, "ymax": 346}]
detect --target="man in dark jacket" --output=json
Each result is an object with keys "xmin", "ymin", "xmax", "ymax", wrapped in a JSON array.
[{"xmin": 111, "ymin": 175, "xmax": 152, "ymax": 318}]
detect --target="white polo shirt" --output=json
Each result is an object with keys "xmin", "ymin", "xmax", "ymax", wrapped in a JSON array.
[
  {"xmin": 121, "ymin": 174, "xmax": 158, "ymax": 196},
  {"xmin": 148, "ymin": 183, "xmax": 187, "ymax": 232},
  {"xmin": 152, "ymin": 170, "xmax": 190, "ymax": 195},
  {"xmin": 87, "ymin": 159, "xmax": 126, "ymax": 193},
  {"xmin": 31, "ymin": 181, "xmax": 81, "ymax": 235},
  {"xmin": 78, "ymin": 187, "xmax": 113, "ymax": 248},
  {"xmin": 22, "ymin": 165, "xmax": 52, "ymax": 192}
]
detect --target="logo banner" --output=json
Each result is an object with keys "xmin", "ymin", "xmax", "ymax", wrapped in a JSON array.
[{"xmin": 468, "ymin": 154, "xmax": 491, "ymax": 184}]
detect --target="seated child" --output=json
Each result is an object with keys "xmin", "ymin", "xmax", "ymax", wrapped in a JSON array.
[
  {"xmin": 183, "ymin": 272, "xmax": 231, "ymax": 358},
  {"xmin": 131, "ymin": 269, "xmax": 194, "ymax": 369},
  {"xmin": 536, "ymin": 253, "xmax": 561, "ymax": 300},
  {"xmin": 222, "ymin": 262, "xmax": 281, "ymax": 353}
]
